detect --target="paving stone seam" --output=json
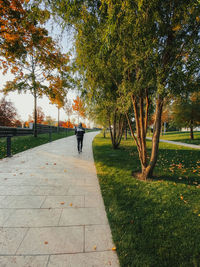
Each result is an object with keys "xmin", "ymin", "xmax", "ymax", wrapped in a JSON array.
[
  {"xmin": 14, "ymin": 228, "xmax": 30, "ymax": 255},
  {"xmin": 83, "ymin": 225, "xmax": 85, "ymax": 253},
  {"xmin": 46, "ymin": 255, "xmax": 51, "ymax": 267},
  {"xmin": 0, "ymin": 249, "xmax": 116, "ymax": 257},
  {"xmin": 57, "ymin": 208, "xmax": 64, "ymax": 226},
  {"xmin": 1, "ymin": 223, "xmax": 109, "ymax": 229}
]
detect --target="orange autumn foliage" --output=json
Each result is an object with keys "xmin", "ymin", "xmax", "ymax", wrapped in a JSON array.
[{"xmin": 72, "ymin": 96, "xmax": 86, "ymax": 118}]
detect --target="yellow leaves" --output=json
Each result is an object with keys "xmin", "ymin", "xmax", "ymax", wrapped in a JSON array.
[
  {"xmin": 196, "ymin": 16, "xmax": 200, "ymax": 23},
  {"xmin": 180, "ymin": 195, "xmax": 184, "ymax": 200},
  {"xmin": 64, "ymin": 169, "xmax": 67, "ymax": 172},
  {"xmin": 69, "ymin": 203, "xmax": 73, "ymax": 207},
  {"xmin": 93, "ymin": 245, "xmax": 97, "ymax": 250},
  {"xmin": 112, "ymin": 247, "xmax": 116, "ymax": 251},
  {"xmin": 172, "ymin": 25, "xmax": 181, "ymax": 31}
]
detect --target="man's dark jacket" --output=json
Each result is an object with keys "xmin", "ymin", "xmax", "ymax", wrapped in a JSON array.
[{"xmin": 75, "ymin": 126, "xmax": 85, "ymax": 139}]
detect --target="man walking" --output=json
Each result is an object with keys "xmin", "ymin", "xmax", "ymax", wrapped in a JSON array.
[{"xmin": 75, "ymin": 123, "xmax": 85, "ymax": 153}]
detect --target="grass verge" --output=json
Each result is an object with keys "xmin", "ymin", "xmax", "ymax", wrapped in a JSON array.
[
  {"xmin": 159, "ymin": 131, "xmax": 200, "ymax": 145},
  {"xmin": 0, "ymin": 130, "xmax": 74, "ymax": 159},
  {"xmin": 93, "ymin": 134, "xmax": 200, "ymax": 267}
]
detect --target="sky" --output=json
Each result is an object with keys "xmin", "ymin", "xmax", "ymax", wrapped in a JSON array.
[{"xmin": 0, "ymin": 20, "xmax": 82, "ymax": 124}]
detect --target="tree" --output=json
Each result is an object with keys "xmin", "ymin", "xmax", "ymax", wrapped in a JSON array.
[
  {"xmin": 42, "ymin": 0, "xmax": 200, "ymax": 179},
  {"xmin": 172, "ymin": 92, "xmax": 200, "ymax": 139},
  {"xmin": 0, "ymin": 0, "xmax": 50, "ymax": 72},
  {"xmin": 44, "ymin": 115, "xmax": 56, "ymax": 126},
  {"xmin": 72, "ymin": 96, "xmax": 86, "ymax": 123},
  {"xmin": 31, "ymin": 106, "xmax": 45, "ymax": 124},
  {"xmin": 2, "ymin": 23, "xmax": 70, "ymax": 137},
  {"xmin": 0, "ymin": 97, "xmax": 18, "ymax": 126},
  {"xmin": 64, "ymin": 99, "xmax": 73, "ymax": 122}
]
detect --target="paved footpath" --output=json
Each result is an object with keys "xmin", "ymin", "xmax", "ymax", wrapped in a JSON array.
[{"xmin": 0, "ymin": 132, "xmax": 119, "ymax": 267}]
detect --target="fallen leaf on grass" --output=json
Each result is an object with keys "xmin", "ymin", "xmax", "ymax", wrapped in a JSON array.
[{"xmin": 180, "ymin": 195, "xmax": 184, "ymax": 200}]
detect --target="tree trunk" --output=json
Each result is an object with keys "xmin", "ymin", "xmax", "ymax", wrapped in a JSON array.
[
  {"xmin": 103, "ymin": 128, "xmax": 106, "ymax": 138},
  {"xmin": 127, "ymin": 94, "xmax": 163, "ymax": 180},
  {"xmin": 57, "ymin": 107, "xmax": 60, "ymax": 133},
  {"xmin": 141, "ymin": 97, "xmax": 163, "ymax": 179},
  {"xmin": 124, "ymin": 120, "xmax": 127, "ymax": 140},
  {"xmin": 34, "ymin": 90, "xmax": 37, "ymax": 137},
  {"xmin": 190, "ymin": 124, "xmax": 194, "ymax": 140}
]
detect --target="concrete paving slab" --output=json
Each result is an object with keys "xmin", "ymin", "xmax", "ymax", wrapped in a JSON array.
[
  {"xmin": 4, "ymin": 209, "xmax": 62, "ymax": 227},
  {"xmin": 0, "ymin": 228, "xmax": 28, "ymax": 254},
  {"xmin": 31, "ymin": 185, "xmax": 68, "ymax": 196},
  {"xmin": 59, "ymin": 207, "xmax": 108, "ymax": 226},
  {"xmin": 48, "ymin": 251, "xmax": 119, "ymax": 267},
  {"xmin": 0, "ymin": 255, "xmax": 49, "ymax": 267},
  {"xmin": 85, "ymin": 225, "xmax": 115, "ymax": 252},
  {"xmin": 17, "ymin": 226, "xmax": 84, "ymax": 255},
  {"xmin": 41, "ymin": 195, "xmax": 84, "ymax": 208},
  {"xmin": 0, "ymin": 196, "xmax": 45, "ymax": 209},
  {"xmin": 67, "ymin": 185, "xmax": 100, "ymax": 196},
  {"xmin": 84, "ymin": 195, "xmax": 105, "ymax": 208},
  {"xmin": 0, "ymin": 210, "xmax": 14, "ymax": 226},
  {"xmin": 0, "ymin": 186, "xmax": 35, "ymax": 196}
]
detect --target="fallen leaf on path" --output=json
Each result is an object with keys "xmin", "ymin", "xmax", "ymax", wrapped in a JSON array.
[
  {"xmin": 64, "ymin": 169, "xmax": 67, "ymax": 172},
  {"xmin": 69, "ymin": 203, "xmax": 73, "ymax": 206},
  {"xmin": 60, "ymin": 202, "xmax": 65, "ymax": 205},
  {"xmin": 93, "ymin": 245, "xmax": 97, "ymax": 250},
  {"xmin": 54, "ymin": 163, "xmax": 57, "ymax": 165},
  {"xmin": 112, "ymin": 247, "xmax": 116, "ymax": 251},
  {"xmin": 44, "ymin": 241, "xmax": 48, "ymax": 245}
]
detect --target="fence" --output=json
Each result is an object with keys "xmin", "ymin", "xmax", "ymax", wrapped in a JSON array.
[{"xmin": 0, "ymin": 124, "xmax": 74, "ymax": 157}]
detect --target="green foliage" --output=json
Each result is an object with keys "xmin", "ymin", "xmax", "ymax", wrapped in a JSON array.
[
  {"xmin": 171, "ymin": 93, "xmax": 200, "ymax": 129},
  {"xmin": 93, "ymin": 134, "xmax": 200, "ymax": 267}
]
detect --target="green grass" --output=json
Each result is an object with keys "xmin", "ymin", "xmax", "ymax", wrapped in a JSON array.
[
  {"xmin": 93, "ymin": 134, "xmax": 200, "ymax": 267},
  {"xmin": 159, "ymin": 131, "xmax": 200, "ymax": 145},
  {"xmin": 0, "ymin": 130, "xmax": 74, "ymax": 159}
]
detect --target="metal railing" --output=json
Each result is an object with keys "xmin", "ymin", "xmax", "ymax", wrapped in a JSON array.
[{"xmin": 0, "ymin": 124, "xmax": 74, "ymax": 157}]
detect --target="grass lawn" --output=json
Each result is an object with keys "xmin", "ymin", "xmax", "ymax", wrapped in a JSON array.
[
  {"xmin": 159, "ymin": 131, "xmax": 200, "ymax": 145},
  {"xmin": 93, "ymin": 134, "xmax": 200, "ymax": 267},
  {"xmin": 0, "ymin": 130, "xmax": 74, "ymax": 159}
]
